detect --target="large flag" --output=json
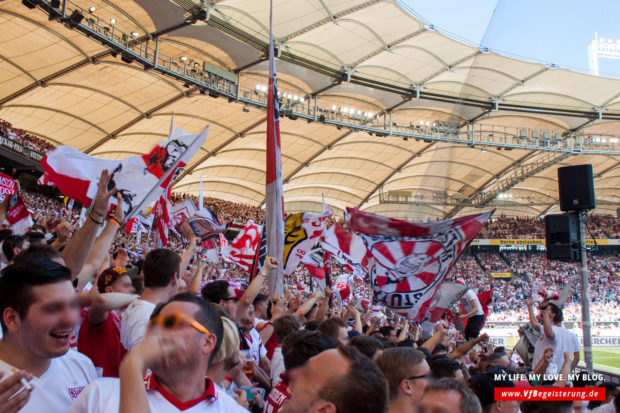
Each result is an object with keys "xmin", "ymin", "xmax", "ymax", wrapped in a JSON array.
[
  {"xmin": 222, "ymin": 219, "xmax": 263, "ymax": 273},
  {"xmin": 346, "ymin": 208, "xmax": 493, "ymax": 321},
  {"xmin": 302, "ymin": 246, "xmax": 326, "ymax": 283},
  {"xmin": 265, "ymin": 0, "xmax": 284, "ymax": 294},
  {"xmin": 283, "ymin": 208, "xmax": 332, "ymax": 275},
  {"xmin": 321, "ymin": 223, "xmax": 369, "ymax": 279},
  {"xmin": 41, "ymin": 123, "xmax": 208, "ymax": 220},
  {"xmin": 152, "ymin": 187, "xmax": 173, "ymax": 246}
]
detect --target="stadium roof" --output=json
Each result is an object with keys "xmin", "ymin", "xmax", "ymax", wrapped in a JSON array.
[{"xmin": 1, "ymin": 0, "xmax": 619, "ymax": 219}]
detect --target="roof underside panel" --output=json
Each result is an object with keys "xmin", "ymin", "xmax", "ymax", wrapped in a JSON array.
[{"xmin": 0, "ymin": 0, "xmax": 618, "ymax": 220}]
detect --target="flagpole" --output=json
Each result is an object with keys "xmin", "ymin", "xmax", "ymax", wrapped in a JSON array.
[{"xmin": 265, "ymin": 0, "xmax": 284, "ymax": 295}]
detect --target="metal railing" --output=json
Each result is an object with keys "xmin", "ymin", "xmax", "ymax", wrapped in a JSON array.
[{"xmin": 32, "ymin": 1, "xmax": 620, "ymax": 155}]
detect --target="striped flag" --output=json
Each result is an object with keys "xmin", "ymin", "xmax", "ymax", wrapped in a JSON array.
[{"xmin": 265, "ymin": 0, "xmax": 284, "ymax": 295}]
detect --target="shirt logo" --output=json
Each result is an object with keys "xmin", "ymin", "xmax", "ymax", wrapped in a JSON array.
[{"xmin": 68, "ymin": 386, "xmax": 85, "ymax": 400}]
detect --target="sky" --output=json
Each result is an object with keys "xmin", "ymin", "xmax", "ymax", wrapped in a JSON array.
[{"xmin": 400, "ymin": 0, "xmax": 620, "ymax": 78}]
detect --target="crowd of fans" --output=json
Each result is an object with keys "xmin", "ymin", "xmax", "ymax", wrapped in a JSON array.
[
  {"xmin": 0, "ymin": 174, "xmax": 618, "ymax": 412},
  {"xmin": 0, "ymin": 119, "xmax": 55, "ymax": 154},
  {"xmin": 486, "ymin": 214, "xmax": 619, "ymax": 239}
]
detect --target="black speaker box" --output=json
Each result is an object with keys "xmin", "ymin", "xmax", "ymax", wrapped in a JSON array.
[
  {"xmin": 557, "ymin": 164, "xmax": 595, "ymax": 212},
  {"xmin": 544, "ymin": 213, "xmax": 580, "ymax": 261}
]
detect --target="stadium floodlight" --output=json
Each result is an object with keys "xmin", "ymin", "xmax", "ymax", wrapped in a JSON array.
[
  {"xmin": 299, "ymin": 97, "xmax": 305, "ymax": 103},
  {"xmin": 180, "ymin": 56, "xmax": 188, "ymax": 61},
  {"xmin": 331, "ymin": 105, "xmax": 337, "ymax": 111},
  {"xmin": 110, "ymin": 17, "xmax": 116, "ymax": 24},
  {"xmin": 67, "ymin": 10, "xmax": 84, "ymax": 28},
  {"xmin": 131, "ymin": 32, "xmax": 139, "ymax": 36},
  {"xmin": 88, "ymin": 6, "xmax": 96, "ymax": 12}
]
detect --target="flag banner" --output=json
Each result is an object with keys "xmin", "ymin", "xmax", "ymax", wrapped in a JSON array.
[
  {"xmin": 346, "ymin": 208, "xmax": 493, "ymax": 321},
  {"xmin": 222, "ymin": 219, "xmax": 263, "ymax": 273},
  {"xmin": 173, "ymin": 198, "xmax": 226, "ymax": 241},
  {"xmin": 302, "ymin": 246, "xmax": 326, "ymax": 280},
  {"xmin": 420, "ymin": 282, "xmax": 468, "ymax": 333},
  {"xmin": 249, "ymin": 225, "xmax": 267, "ymax": 281},
  {"xmin": 283, "ymin": 209, "xmax": 332, "ymax": 275},
  {"xmin": 41, "ymin": 124, "xmax": 208, "ymax": 219},
  {"xmin": 37, "ymin": 172, "xmax": 54, "ymax": 187},
  {"xmin": 7, "ymin": 193, "xmax": 33, "ymax": 235},
  {"xmin": 265, "ymin": 0, "xmax": 284, "ymax": 293},
  {"xmin": 124, "ymin": 217, "xmax": 138, "ymax": 234},
  {"xmin": 0, "ymin": 173, "xmax": 15, "ymax": 196},
  {"xmin": 490, "ymin": 272, "xmax": 512, "ymax": 278},
  {"xmin": 321, "ymin": 223, "xmax": 369, "ymax": 279},
  {"xmin": 152, "ymin": 187, "xmax": 173, "ymax": 247}
]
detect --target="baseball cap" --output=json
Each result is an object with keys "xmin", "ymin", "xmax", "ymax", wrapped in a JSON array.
[{"xmin": 97, "ymin": 266, "xmax": 129, "ymax": 293}]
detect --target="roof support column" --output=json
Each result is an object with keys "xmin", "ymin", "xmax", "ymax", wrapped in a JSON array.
[
  {"xmin": 389, "ymin": 110, "xmax": 392, "ymax": 135},
  {"xmin": 153, "ymin": 37, "xmax": 159, "ymax": 68}
]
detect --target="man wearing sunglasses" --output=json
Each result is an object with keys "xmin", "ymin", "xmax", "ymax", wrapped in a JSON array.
[
  {"xmin": 70, "ymin": 293, "xmax": 247, "ymax": 412},
  {"xmin": 375, "ymin": 347, "xmax": 430, "ymax": 413}
]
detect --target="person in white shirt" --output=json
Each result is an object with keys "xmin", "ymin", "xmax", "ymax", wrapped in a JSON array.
[
  {"xmin": 238, "ymin": 305, "xmax": 271, "ymax": 389},
  {"xmin": 0, "ymin": 258, "xmax": 97, "ymax": 413},
  {"xmin": 528, "ymin": 296, "xmax": 580, "ymax": 374},
  {"xmin": 121, "ymin": 248, "xmax": 180, "ymax": 350},
  {"xmin": 70, "ymin": 293, "xmax": 248, "ymax": 413},
  {"xmin": 454, "ymin": 279, "xmax": 484, "ymax": 341}
]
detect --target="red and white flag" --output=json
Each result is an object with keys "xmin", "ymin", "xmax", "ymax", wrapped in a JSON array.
[
  {"xmin": 6, "ymin": 193, "xmax": 33, "ymax": 235},
  {"xmin": 346, "ymin": 208, "xmax": 493, "ymax": 321},
  {"xmin": 0, "ymin": 173, "xmax": 16, "ymax": 196},
  {"xmin": 321, "ymin": 223, "xmax": 370, "ymax": 279},
  {"xmin": 265, "ymin": 0, "xmax": 284, "ymax": 293},
  {"xmin": 283, "ymin": 208, "xmax": 332, "ymax": 275},
  {"xmin": 37, "ymin": 173, "xmax": 54, "ymax": 187},
  {"xmin": 152, "ymin": 188, "xmax": 173, "ymax": 247},
  {"xmin": 41, "ymin": 122, "xmax": 208, "ymax": 219},
  {"xmin": 222, "ymin": 220, "xmax": 263, "ymax": 273},
  {"xmin": 420, "ymin": 281, "xmax": 468, "ymax": 332}
]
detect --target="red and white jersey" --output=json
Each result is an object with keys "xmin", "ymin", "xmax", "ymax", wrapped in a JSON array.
[
  {"xmin": 69, "ymin": 376, "xmax": 248, "ymax": 413},
  {"xmin": 1, "ymin": 350, "xmax": 97, "ymax": 413},
  {"xmin": 263, "ymin": 376, "xmax": 290, "ymax": 413},
  {"xmin": 243, "ymin": 328, "xmax": 267, "ymax": 365}
]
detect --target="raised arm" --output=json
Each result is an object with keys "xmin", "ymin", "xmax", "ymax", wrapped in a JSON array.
[
  {"xmin": 541, "ymin": 305, "xmax": 555, "ymax": 339},
  {"xmin": 526, "ymin": 295, "xmax": 541, "ymax": 332},
  {"xmin": 421, "ymin": 322, "xmax": 447, "ymax": 352},
  {"xmin": 448, "ymin": 333, "xmax": 489, "ymax": 360},
  {"xmin": 62, "ymin": 170, "xmax": 116, "ymax": 275},
  {"xmin": 76, "ymin": 194, "xmax": 124, "ymax": 289},
  {"xmin": 237, "ymin": 257, "xmax": 278, "ymax": 322},
  {"xmin": 314, "ymin": 286, "xmax": 331, "ymax": 322}
]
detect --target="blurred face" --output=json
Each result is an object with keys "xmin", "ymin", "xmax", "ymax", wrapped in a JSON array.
[
  {"xmin": 419, "ymin": 389, "xmax": 462, "ymax": 413},
  {"xmin": 10, "ymin": 281, "xmax": 79, "ymax": 359},
  {"xmin": 239, "ymin": 305, "xmax": 255, "ymax": 332},
  {"xmin": 149, "ymin": 301, "xmax": 214, "ymax": 379},
  {"xmin": 408, "ymin": 359, "xmax": 430, "ymax": 406},
  {"xmin": 497, "ymin": 400, "xmax": 520, "ymax": 413},
  {"xmin": 220, "ymin": 286, "xmax": 238, "ymax": 320},
  {"xmin": 108, "ymin": 275, "xmax": 135, "ymax": 295},
  {"xmin": 284, "ymin": 349, "xmax": 350, "ymax": 413},
  {"xmin": 255, "ymin": 300, "xmax": 268, "ymax": 320}
]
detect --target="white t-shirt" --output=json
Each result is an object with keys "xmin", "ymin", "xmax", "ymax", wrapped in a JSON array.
[
  {"xmin": 532, "ymin": 325, "xmax": 581, "ymax": 375},
  {"xmin": 2, "ymin": 350, "xmax": 97, "ymax": 413},
  {"xmin": 460, "ymin": 290, "xmax": 484, "ymax": 316},
  {"xmin": 120, "ymin": 299, "xmax": 156, "ymax": 350},
  {"xmin": 270, "ymin": 347, "xmax": 285, "ymax": 387},
  {"xmin": 69, "ymin": 376, "xmax": 248, "ymax": 413},
  {"xmin": 244, "ymin": 328, "xmax": 267, "ymax": 364}
]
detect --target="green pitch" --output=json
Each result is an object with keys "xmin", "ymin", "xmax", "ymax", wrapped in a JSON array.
[{"xmin": 579, "ymin": 347, "xmax": 620, "ymax": 373}]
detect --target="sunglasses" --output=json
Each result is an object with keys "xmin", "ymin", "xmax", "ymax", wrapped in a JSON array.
[
  {"xmin": 150, "ymin": 312, "xmax": 210, "ymax": 335},
  {"xmin": 222, "ymin": 296, "xmax": 239, "ymax": 303},
  {"xmin": 406, "ymin": 373, "xmax": 430, "ymax": 381}
]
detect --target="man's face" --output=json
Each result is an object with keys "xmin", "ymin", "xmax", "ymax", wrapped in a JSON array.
[
  {"xmin": 255, "ymin": 301, "xmax": 268, "ymax": 319},
  {"xmin": 284, "ymin": 349, "xmax": 350, "ymax": 413},
  {"xmin": 14, "ymin": 281, "xmax": 78, "ymax": 359},
  {"xmin": 418, "ymin": 389, "xmax": 463, "ymax": 413},
  {"xmin": 149, "ymin": 301, "xmax": 207, "ymax": 379},
  {"xmin": 408, "ymin": 359, "xmax": 430, "ymax": 406},
  {"xmin": 239, "ymin": 305, "xmax": 255, "ymax": 332},
  {"xmin": 109, "ymin": 275, "xmax": 135, "ymax": 295},
  {"xmin": 497, "ymin": 400, "xmax": 520, "ymax": 413},
  {"xmin": 220, "ymin": 286, "xmax": 238, "ymax": 320}
]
